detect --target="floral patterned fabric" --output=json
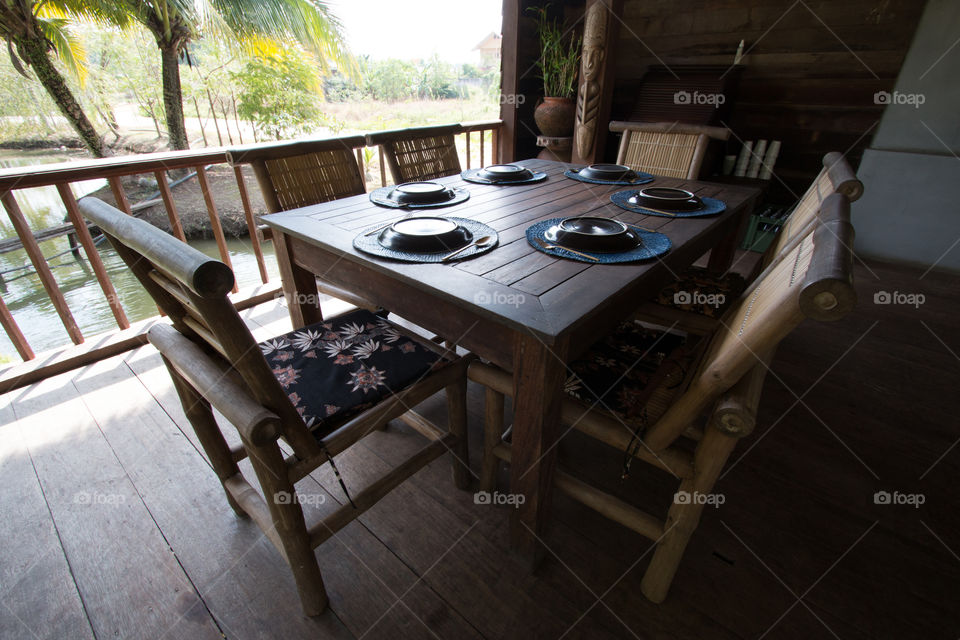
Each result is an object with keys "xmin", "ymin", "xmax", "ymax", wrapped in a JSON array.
[
  {"xmin": 260, "ymin": 309, "xmax": 444, "ymax": 437},
  {"xmin": 566, "ymin": 320, "xmax": 690, "ymax": 428},
  {"xmin": 654, "ymin": 266, "xmax": 746, "ymax": 318}
]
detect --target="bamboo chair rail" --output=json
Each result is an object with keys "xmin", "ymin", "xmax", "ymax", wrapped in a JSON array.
[
  {"xmin": 471, "ymin": 192, "xmax": 857, "ymax": 604},
  {"xmin": 0, "ymin": 120, "xmax": 502, "ymax": 383},
  {"xmin": 609, "ymin": 121, "xmax": 731, "ymax": 180},
  {"xmin": 77, "ymin": 195, "xmax": 473, "ymax": 616}
]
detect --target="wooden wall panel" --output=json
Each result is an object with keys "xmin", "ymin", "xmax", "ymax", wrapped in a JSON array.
[{"xmin": 609, "ymin": 0, "xmax": 927, "ymax": 199}]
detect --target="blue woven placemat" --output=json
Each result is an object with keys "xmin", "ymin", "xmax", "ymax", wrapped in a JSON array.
[
  {"xmin": 353, "ymin": 217, "xmax": 498, "ymax": 263},
  {"xmin": 461, "ymin": 168, "xmax": 548, "ymax": 185},
  {"xmin": 526, "ymin": 218, "xmax": 671, "ymax": 264},
  {"xmin": 563, "ymin": 169, "xmax": 655, "ymax": 186},
  {"xmin": 369, "ymin": 185, "xmax": 470, "ymax": 209},
  {"xmin": 610, "ymin": 190, "xmax": 727, "ymax": 218}
]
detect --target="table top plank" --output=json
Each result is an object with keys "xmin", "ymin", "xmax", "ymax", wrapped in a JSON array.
[{"xmin": 263, "ymin": 159, "xmax": 761, "ymax": 342}]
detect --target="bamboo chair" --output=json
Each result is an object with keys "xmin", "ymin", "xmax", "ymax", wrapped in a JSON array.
[
  {"xmin": 78, "ymin": 197, "xmax": 473, "ymax": 616},
  {"xmin": 469, "ymin": 192, "xmax": 856, "ymax": 603},
  {"xmin": 366, "ymin": 124, "xmax": 464, "ymax": 184},
  {"xmin": 609, "ymin": 121, "xmax": 730, "ymax": 179},
  {"xmin": 634, "ymin": 151, "xmax": 863, "ymax": 334},
  {"xmin": 226, "ymin": 136, "xmax": 376, "ymax": 312}
]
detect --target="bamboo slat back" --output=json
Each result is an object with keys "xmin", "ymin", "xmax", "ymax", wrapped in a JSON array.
[
  {"xmin": 766, "ymin": 151, "xmax": 863, "ymax": 265},
  {"xmin": 227, "ymin": 136, "xmax": 367, "ymax": 213},
  {"xmin": 644, "ymin": 193, "xmax": 856, "ymax": 450},
  {"xmin": 366, "ymin": 124, "xmax": 464, "ymax": 184},
  {"xmin": 78, "ymin": 197, "xmax": 321, "ymax": 458},
  {"xmin": 610, "ymin": 121, "xmax": 730, "ymax": 180}
]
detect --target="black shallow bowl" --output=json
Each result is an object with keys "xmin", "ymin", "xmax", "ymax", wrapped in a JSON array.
[
  {"xmin": 388, "ymin": 182, "xmax": 456, "ymax": 205},
  {"xmin": 629, "ymin": 187, "xmax": 702, "ymax": 211},
  {"xmin": 578, "ymin": 164, "xmax": 638, "ymax": 182},
  {"xmin": 544, "ymin": 216, "xmax": 640, "ymax": 253},
  {"xmin": 477, "ymin": 164, "xmax": 535, "ymax": 182},
  {"xmin": 379, "ymin": 217, "xmax": 472, "ymax": 253}
]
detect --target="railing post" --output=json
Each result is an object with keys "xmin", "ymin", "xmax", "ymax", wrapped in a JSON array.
[
  {"xmin": 233, "ymin": 166, "xmax": 269, "ymax": 284},
  {"xmin": 0, "ymin": 191, "xmax": 84, "ymax": 345},
  {"xmin": 57, "ymin": 184, "xmax": 130, "ymax": 330},
  {"xmin": 465, "ymin": 131, "xmax": 472, "ymax": 170},
  {"xmin": 154, "ymin": 170, "xmax": 187, "ymax": 241},
  {"xmin": 108, "ymin": 176, "xmax": 133, "ymax": 214},
  {"xmin": 195, "ymin": 165, "xmax": 239, "ymax": 294},
  {"xmin": 0, "ymin": 292, "xmax": 33, "ymax": 361}
]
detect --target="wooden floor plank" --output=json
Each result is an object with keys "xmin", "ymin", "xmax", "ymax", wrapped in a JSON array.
[
  {"xmin": 9, "ymin": 370, "xmax": 223, "ymax": 640},
  {"xmin": 0, "ymin": 396, "xmax": 94, "ymax": 640},
  {"xmin": 70, "ymin": 355, "xmax": 355, "ymax": 640}
]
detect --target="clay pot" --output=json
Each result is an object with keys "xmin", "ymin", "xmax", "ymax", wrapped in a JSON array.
[{"xmin": 534, "ymin": 97, "xmax": 576, "ymax": 137}]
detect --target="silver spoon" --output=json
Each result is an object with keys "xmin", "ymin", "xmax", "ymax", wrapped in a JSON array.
[{"xmin": 441, "ymin": 235, "xmax": 495, "ymax": 262}]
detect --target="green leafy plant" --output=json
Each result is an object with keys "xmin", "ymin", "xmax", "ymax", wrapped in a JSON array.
[
  {"xmin": 530, "ymin": 6, "xmax": 581, "ymax": 98},
  {"xmin": 232, "ymin": 49, "xmax": 322, "ymax": 141}
]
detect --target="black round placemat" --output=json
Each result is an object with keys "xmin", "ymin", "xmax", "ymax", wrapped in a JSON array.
[
  {"xmin": 369, "ymin": 184, "xmax": 470, "ymax": 209},
  {"xmin": 461, "ymin": 168, "xmax": 548, "ymax": 185},
  {"xmin": 564, "ymin": 168, "xmax": 655, "ymax": 186},
  {"xmin": 353, "ymin": 217, "xmax": 498, "ymax": 263},
  {"xmin": 526, "ymin": 218, "xmax": 671, "ymax": 264},
  {"xmin": 610, "ymin": 190, "xmax": 726, "ymax": 217}
]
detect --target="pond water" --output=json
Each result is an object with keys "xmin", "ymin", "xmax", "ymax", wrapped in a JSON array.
[{"xmin": 0, "ymin": 150, "xmax": 279, "ymax": 361}]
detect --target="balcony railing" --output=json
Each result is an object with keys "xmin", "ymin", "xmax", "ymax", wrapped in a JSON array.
[{"xmin": 0, "ymin": 119, "xmax": 502, "ymax": 391}]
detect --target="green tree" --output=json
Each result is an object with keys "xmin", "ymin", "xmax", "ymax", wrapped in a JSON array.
[
  {"xmin": 0, "ymin": 1, "xmax": 127, "ymax": 156},
  {"xmin": 118, "ymin": 0, "xmax": 354, "ymax": 150},
  {"xmin": 232, "ymin": 49, "xmax": 320, "ymax": 141}
]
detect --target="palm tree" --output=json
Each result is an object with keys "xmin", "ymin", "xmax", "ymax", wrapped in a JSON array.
[
  {"xmin": 1, "ymin": 1, "xmax": 127, "ymax": 157},
  {"xmin": 121, "ymin": 0, "xmax": 354, "ymax": 150}
]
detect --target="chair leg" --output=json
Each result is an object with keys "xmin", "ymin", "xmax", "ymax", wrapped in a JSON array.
[
  {"xmin": 244, "ymin": 438, "xmax": 329, "ymax": 616},
  {"xmin": 479, "ymin": 387, "xmax": 505, "ymax": 493},
  {"xmin": 641, "ymin": 424, "xmax": 738, "ymax": 602},
  {"xmin": 164, "ymin": 359, "xmax": 245, "ymax": 517},
  {"xmin": 446, "ymin": 378, "xmax": 471, "ymax": 490}
]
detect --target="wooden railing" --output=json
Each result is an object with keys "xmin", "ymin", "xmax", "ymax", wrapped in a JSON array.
[
  {"xmin": 0, "ymin": 119, "xmax": 502, "ymax": 389},
  {"xmin": 366, "ymin": 120, "xmax": 502, "ymax": 188}
]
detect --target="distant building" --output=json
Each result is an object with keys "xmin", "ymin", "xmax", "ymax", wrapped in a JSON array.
[{"xmin": 473, "ymin": 33, "xmax": 502, "ymax": 70}]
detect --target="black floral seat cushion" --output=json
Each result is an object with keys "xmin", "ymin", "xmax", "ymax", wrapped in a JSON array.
[
  {"xmin": 566, "ymin": 320, "xmax": 692, "ymax": 429},
  {"xmin": 654, "ymin": 266, "xmax": 746, "ymax": 318},
  {"xmin": 259, "ymin": 309, "xmax": 445, "ymax": 436}
]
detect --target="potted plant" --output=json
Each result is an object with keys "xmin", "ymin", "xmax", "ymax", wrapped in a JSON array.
[{"xmin": 531, "ymin": 6, "xmax": 582, "ymax": 137}]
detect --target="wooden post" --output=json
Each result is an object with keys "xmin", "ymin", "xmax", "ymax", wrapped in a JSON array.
[
  {"xmin": 498, "ymin": 0, "xmax": 522, "ymax": 163},
  {"xmin": 195, "ymin": 165, "xmax": 238, "ymax": 294},
  {"xmin": 153, "ymin": 170, "xmax": 187, "ymax": 242},
  {"xmin": 0, "ymin": 191, "xmax": 83, "ymax": 345},
  {"xmin": 57, "ymin": 184, "xmax": 130, "ymax": 330},
  {"xmin": 232, "ymin": 166, "xmax": 269, "ymax": 284},
  {"xmin": 108, "ymin": 176, "xmax": 132, "ymax": 215},
  {"xmin": 571, "ymin": 0, "xmax": 623, "ymax": 165},
  {"xmin": 0, "ymin": 293, "xmax": 33, "ymax": 360}
]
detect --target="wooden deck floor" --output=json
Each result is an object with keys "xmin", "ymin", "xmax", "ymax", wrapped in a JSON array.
[{"xmin": 1, "ymin": 258, "xmax": 957, "ymax": 640}]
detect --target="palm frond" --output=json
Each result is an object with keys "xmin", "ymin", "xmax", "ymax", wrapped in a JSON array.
[{"xmin": 36, "ymin": 15, "xmax": 87, "ymax": 83}]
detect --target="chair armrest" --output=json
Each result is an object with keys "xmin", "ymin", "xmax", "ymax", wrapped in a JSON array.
[{"xmin": 148, "ymin": 324, "xmax": 281, "ymax": 445}]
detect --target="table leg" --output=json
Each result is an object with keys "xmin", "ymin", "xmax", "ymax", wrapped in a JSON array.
[
  {"xmin": 273, "ymin": 231, "xmax": 324, "ymax": 329},
  {"xmin": 509, "ymin": 333, "xmax": 568, "ymax": 562},
  {"xmin": 707, "ymin": 200, "xmax": 755, "ymax": 272}
]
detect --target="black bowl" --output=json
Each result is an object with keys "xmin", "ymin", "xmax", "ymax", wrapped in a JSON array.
[
  {"xmin": 477, "ymin": 164, "xmax": 535, "ymax": 182},
  {"xmin": 379, "ymin": 217, "xmax": 472, "ymax": 253},
  {"xmin": 544, "ymin": 216, "xmax": 640, "ymax": 253},
  {"xmin": 388, "ymin": 182, "xmax": 456, "ymax": 205},
  {"xmin": 629, "ymin": 187, "xmax": 702, "ymax": 211},
  {"xmin": 578, "ymin": 164, "xmax": 638, "ymax": 182}
]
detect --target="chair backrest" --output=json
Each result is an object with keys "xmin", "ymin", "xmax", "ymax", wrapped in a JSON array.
[
  {"xmin": 226, "ymin": 136, "xmax": 367, "ymax": 213},
  {"xmin": 609, "ymin": 121, "xmax": 730, "ymax": 180},
  {"xmin": 366, "ymin": 124, "xmax": 464, "ymax": 184},
  {"xmin": 644, "ymin": 192, "xmax": 856, "ymax": 450},
  {"xmin": 763, "ymin": 151, "xmax": 863, "ymax": 267},
  {"xmin": 78, "ymin": 197, "xmax": 320, "ymax": 457}
]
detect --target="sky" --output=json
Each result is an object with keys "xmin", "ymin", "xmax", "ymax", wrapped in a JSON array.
[{"xmin": 328, "ymin": 0, "xmax": 503, "ymax": 64}]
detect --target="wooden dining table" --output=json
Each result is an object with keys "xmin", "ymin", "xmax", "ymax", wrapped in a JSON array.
[{"xmin": 262, "ymin": 158, "xmax": 760, "ymax": 556}]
